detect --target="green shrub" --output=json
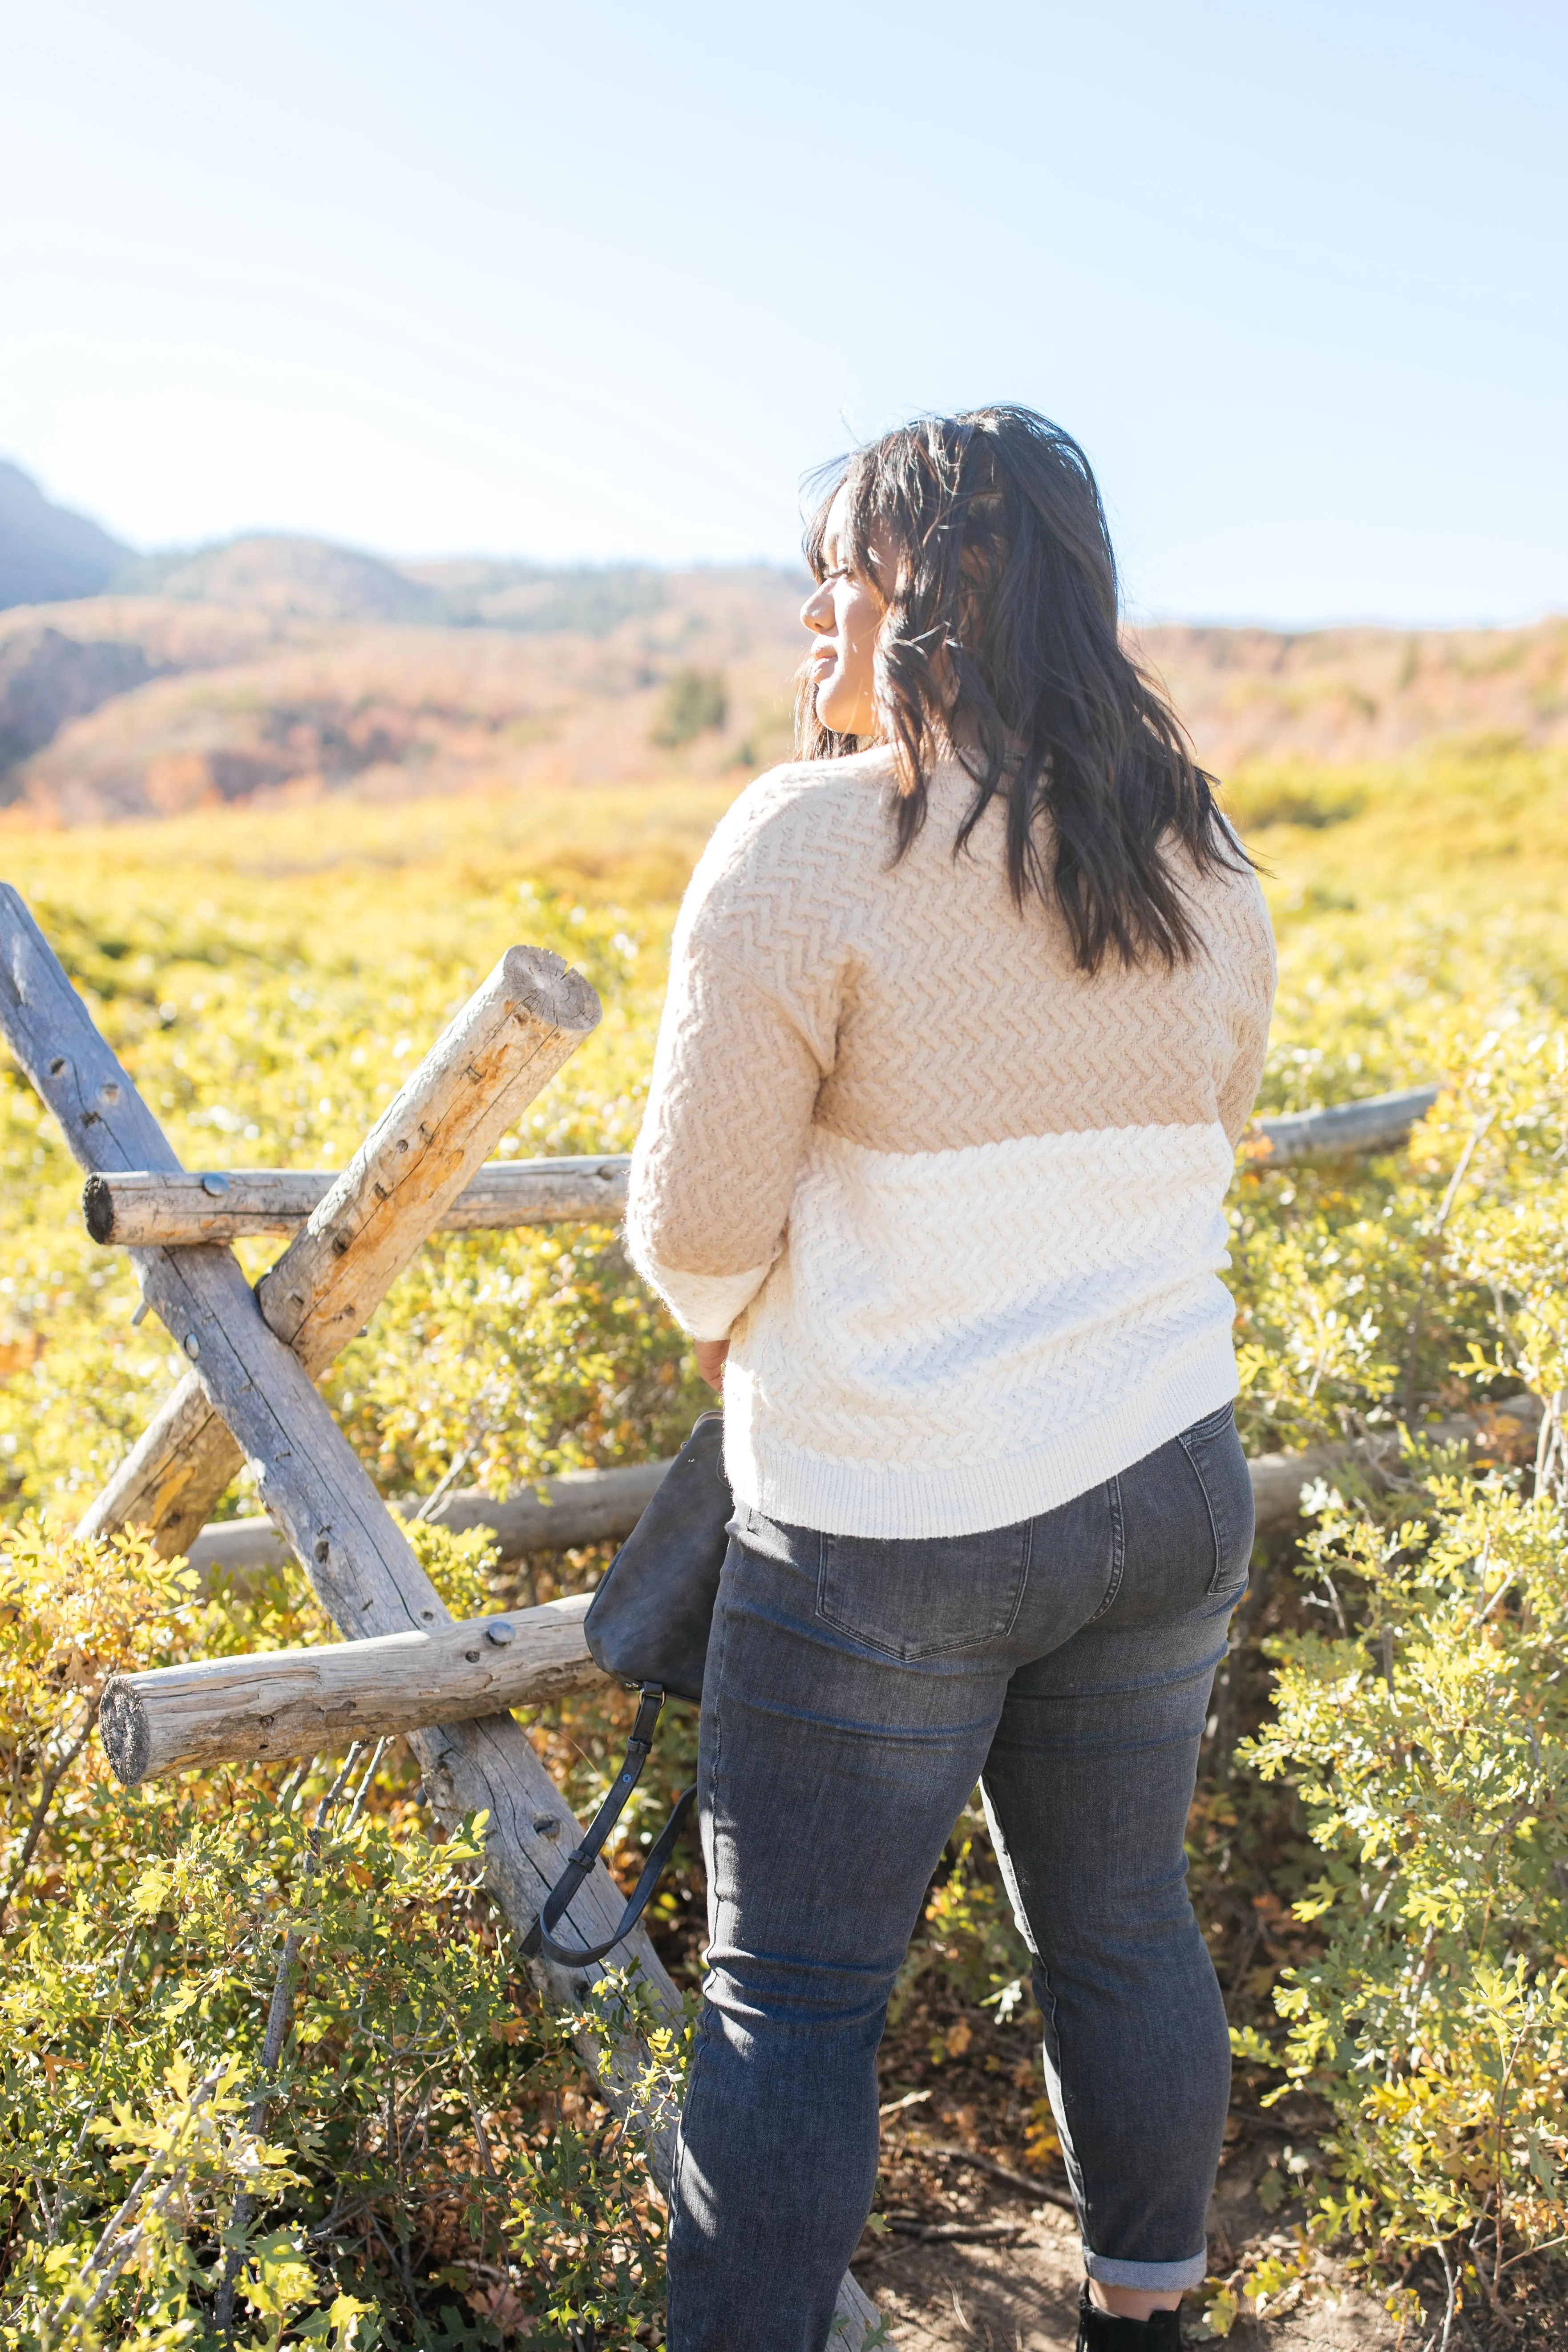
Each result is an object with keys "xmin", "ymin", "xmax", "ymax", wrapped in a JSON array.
[
  {"xmin": 648, "ymin": 671, "xmax": 726, "ymax": 750},
  {"xmin": 0, "ymin": 1519, "xmax": 687, "ymax": 2350},
  {"xmin": 1237, "ymin": 1471, "xmax": 1568, "ymax": 2308}
]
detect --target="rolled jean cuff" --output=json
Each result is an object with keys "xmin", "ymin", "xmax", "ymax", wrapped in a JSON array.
[{"xmin": 1083, "ymin": 2247, "xmax": 1209, "ymax": 2293}]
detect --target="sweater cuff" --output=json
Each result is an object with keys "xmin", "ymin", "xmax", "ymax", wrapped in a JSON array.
[{"xmin": 632, "ymin": 1252, "xmax": 773, "ymax": 1343}]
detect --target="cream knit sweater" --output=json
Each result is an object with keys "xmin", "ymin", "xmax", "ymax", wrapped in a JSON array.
[{"xmin": 626, "ymin": 748, "xmax": 1276, "ymax": 1539}]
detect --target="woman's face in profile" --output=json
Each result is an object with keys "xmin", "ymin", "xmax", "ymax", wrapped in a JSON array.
[{"xmin": 800, "ymin": 483, "xmax": 885, "ymax": 738}]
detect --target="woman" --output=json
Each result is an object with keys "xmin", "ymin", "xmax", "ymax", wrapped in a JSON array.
[{"xmin": 626, "ymin": 407, "xmax": 1275, "ymax": 2351}]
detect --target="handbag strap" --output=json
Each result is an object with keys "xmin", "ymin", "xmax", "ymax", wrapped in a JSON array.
[{"xmin": 521, "ymin": 1683, "xmax": 697, "ymax": 1969}]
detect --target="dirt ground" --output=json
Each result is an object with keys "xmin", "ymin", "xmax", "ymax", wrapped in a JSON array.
[
  {"xmin": 853, "ymin": 2216, "xmax": 1399, "ymax": 2351},
  {"xmin": 847, "ymin": 2129, "xmax": 1405, "ymax": 2352},
  {"xmin": 844, "ymin": 2119, "xmax": 1568, "ymax": 2349}
]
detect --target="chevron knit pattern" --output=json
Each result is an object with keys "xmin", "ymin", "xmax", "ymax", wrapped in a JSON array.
[{"xmin": 626, "ymin": 748, "xmax": 1277, "ymax": 1539}]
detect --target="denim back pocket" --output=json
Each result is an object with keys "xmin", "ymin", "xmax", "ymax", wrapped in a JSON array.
[
  {"xmin": 816, "ymin": 1521, "xmax": 1031, "ymax": 1661},
  {"xmin": 1177, "ymin": 1401, "xmax": 1255, "ymax": 1599}
]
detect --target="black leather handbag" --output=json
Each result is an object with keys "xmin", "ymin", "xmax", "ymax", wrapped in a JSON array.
[{"xmin": 522, "ymin": 1411, "xmax": 732, "ymax": 1968}]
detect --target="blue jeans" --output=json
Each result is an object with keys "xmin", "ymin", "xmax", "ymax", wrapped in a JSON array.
[{"xmin": 666, "ymin": 1403, "xmax": 1253, "ymax": 2351}]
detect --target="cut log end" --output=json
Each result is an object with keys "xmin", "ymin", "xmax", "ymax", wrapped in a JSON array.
[
  {"xmin": 82, "ymin": 1173, "xmax": 117, "ymax": 1245},
  {"xmin": 98, "ymin": 1677, "xmax": 150, "ymax": 1786},
  {"xmin": 499, "ymin": 946, "xmax": 602, "ymax": 1037}
]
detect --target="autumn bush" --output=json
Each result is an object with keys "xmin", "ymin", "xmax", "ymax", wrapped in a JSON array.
[{"xmin": 2, "ymin": 748, "xmax": 1568, "ymax": 2341}]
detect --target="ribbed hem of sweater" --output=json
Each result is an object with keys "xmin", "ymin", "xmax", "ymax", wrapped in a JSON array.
[{"xmin": 723, "ymin": 1339, "xmax": 1241, "ymax": 1540}]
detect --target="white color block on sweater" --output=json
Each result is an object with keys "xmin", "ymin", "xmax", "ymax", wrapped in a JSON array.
[{"xmin": 719, "ymin": 1121, "xmax": 1242, "ymax": 1538}]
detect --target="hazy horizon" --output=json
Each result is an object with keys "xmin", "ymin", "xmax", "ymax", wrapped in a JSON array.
[{"xmin": 9, "ymin": 455, "xmax": 1566, "ymax": 639}]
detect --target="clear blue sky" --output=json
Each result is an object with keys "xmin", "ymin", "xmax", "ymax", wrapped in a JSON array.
[{"xmin": 2, "ymin": 0, "xmax": 1562, "ymax": 624}]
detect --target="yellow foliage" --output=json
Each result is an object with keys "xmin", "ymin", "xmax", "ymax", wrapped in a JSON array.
[{"xmin": 1, "ymin": 741, "xmax": 1567, "ymax": 2330}]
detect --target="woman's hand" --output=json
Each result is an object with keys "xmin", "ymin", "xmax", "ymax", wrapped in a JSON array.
[{"xmin": 695, "ymin": 1338, "xmax": 729, "ymax": 1390}]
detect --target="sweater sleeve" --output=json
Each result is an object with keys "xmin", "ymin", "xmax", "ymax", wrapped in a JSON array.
[
  {"xmin": 1215, "ymin": 873, "xmax": 1277, "ymax": 1148},
  {"xmin": 625, "ymin": 773, "xmax": 850, "ymax": 1342}
]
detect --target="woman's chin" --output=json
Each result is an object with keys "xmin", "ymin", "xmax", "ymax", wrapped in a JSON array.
[{"xmin": 814, "ymin": 680, "xmax": 858, "ymax": 735}]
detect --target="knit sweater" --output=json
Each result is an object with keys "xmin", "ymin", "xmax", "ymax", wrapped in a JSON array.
[{"xmin": 626, "ymin": 748, "xmax": 1276, "ymax": 1539}]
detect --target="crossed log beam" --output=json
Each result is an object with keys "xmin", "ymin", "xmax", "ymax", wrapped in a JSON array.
[{"xmin": 0, "ymin": 884, "xmax": 880, "ymax": 2342}]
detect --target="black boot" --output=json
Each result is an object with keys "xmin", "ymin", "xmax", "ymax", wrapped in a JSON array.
[{"xmin": 1076, "ymin": 2283, "xmax": 1184, "ymax": 2351}]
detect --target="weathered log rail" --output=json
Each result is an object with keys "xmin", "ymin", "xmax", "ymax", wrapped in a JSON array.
[
  {"xmin": 0, "ymin": 884, "xmax": 881, "ymax": 2345},
  {"xmin": 84, "ymin": 1156, "xmax": 630, "ymax": 1246},
  {"xmin": 186, "ymin": 1459, "xmax": 672, "ymax": 1587},
  {"xmin": 100, "ymin": 1592, "xmax": 610, "ymax": 1783},
  {"xmin": 74, "ymin": 1078, "xmax": 1446, "ymax": 1254},
  {"xmin": 1244, "ymin": 1081, "xmax": 1440, "ymax": 1166},
  {"xmin": 185, "ymin": 1387, "xmax": 1539, "ymax": 1589}
]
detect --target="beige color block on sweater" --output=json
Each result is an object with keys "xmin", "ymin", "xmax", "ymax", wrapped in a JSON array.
[{"xmin": 628, "ymin": 749, "xmax": 1275, "ymax": 1287}]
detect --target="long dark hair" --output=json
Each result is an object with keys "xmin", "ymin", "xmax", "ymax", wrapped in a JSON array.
[{"xmin": 798, "ymin": 405, "xmax": 1245, "ymax": 972}]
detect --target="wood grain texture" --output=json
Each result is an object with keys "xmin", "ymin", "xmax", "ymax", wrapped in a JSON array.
[
  {"xmin": 78, "ymin": 1376, "xmax": 244, "ymax": 1556},
  {"xmin": 85, "ymin": 1168, "xmax": 344, "ymax": 1244},
  {"xmin": 76, "ymin": 948, "xmax": 601, "ymax": 1554},
  {"xmin": 100, "ymin": 1592, "xmax": 610, "ymax": 1782},
  {"xmin": 84, "ymin": 1156, "xmax": 631, "ymax": 1245}
]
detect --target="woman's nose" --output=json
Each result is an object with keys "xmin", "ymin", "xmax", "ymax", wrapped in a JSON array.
[{"xmin": 800, "ymin": 584, "xmax": 834, "ymax": 634}]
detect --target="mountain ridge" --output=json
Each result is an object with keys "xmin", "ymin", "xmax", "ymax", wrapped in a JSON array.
[
  {"xmin": 1, "ymin": 483, "xmax": 1563, "ymax": 824},
  {"xmin": 0, "ymin": 463, "xmax": 130, "ymax": 610}
]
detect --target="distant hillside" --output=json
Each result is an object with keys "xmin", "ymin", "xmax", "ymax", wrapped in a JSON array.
[
  {"xmin": 0, "ymin": 628, "xmax": 155, "ymax": 772},
  {"xmin": 115, "ymin": 534, "xmax": 443, "ymax": 624},
  {"xmin": 0, "ymin": 462, "xmax": 129, "ymax": 610},
  {"xmin": 114, "ymin": 536, "xmax": 674, "ymax": 635},
  {"xmin": 0, "ymin": 565, "xmax": 806, "ymax": 821},
  {"xmin": 400, "ymin": 557, "xmax": 669, "ymax": 635},
  {"xmin": 1134, "ymin": 620, "xmax": 1568, "ymax": 774},
  {"xmin": 0, "ymin": 515, "xmax": 1561, "ymax": 824}
]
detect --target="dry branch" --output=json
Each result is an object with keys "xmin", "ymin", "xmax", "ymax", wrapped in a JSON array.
[
  {"xmin": 76, "ymin": 946, "xmax": 601, "ymax": 1556},
  {"xmin": 83, "ymin": 1156, "xmax": 630, "ymax": 1246}
]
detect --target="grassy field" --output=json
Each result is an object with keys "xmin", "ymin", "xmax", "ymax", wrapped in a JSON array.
[{"xmin": 3, "ymin": 744, "xmax": 1568, "ymax": 2346}]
